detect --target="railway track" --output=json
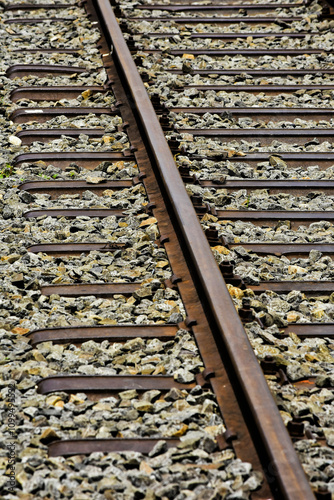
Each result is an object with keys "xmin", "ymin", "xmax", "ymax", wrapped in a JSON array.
[{"xmin": 1, "ymin": 0, "xmax": 334, "ymax": 498}]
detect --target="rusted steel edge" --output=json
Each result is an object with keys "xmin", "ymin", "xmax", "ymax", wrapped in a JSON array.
[
  {"xmin": 10, "ymin": 86, "xmax": 107, "ymax": 101},
  {"xmin": 4, "ymin": 17, "xmax": 76, "ymax": 23},
  {"xmin": 228, "ymin": 242, "xmax": 334, "ymax": 256},
  {"xmin": 137, "ymin": 3, "xmax": 300, "ymax": 10},
  {"xmin": 17, "ymin": 129, "xmax": 105, "ymax": 144},
  {"xmin": 127, "ymin": 16, "xmax": 304, "ymax": 22},
  {"xmin": 40, "ymin": 283, "xmax": 141, "ymax": 296},
  {"xmin": 37, "ymin": 375, "xmax": 193, "ymax": 394},
  {"xmin": 166, "ymin": 107, "xmax": 334, "ymax": 116},
  {"xmin": 27, "ymin": 322, "xmax": 334, "ymax": 347},
  {"xmin": 178, "ymin": 129, "xmax": 334, "ymax": 138},
  {"xmin": 11, "ymin": 108, "xmax": 114, "ymax": 123},
  {"xmin": 135, "ymin": 48, "xmax": 328, "ymax": 55},
  {"xmin": 24, "ymin": 209, "xmax": 126, "ymax": 219},
  {"xmin": 28, "ymin": 324, "xmax": 178, "ymax": 346},
  {"xmin": 214, "ymin": 210, "xmax": 334, "ymax": 221},
  {"xmin": 249, "ymin": 282, "xmax": 334, "ymax": 294},
  {"xmin": 48, "ymin": 438, "xmax": 179, "ymax": 457},
  {"xmin": 174, "ymin": 85, "xmax": 334, "ymax": 91},
  {"xmin": 12, "ymin": 49, "xmax": 81, "ymax": 54},
  {"xmin": 19, "ymin": 180, "xmax": 132, "ymax": 192},
  {"xmin": 95, "ymin": 2, "xmax": 314, "ymax": 499},
  {"xmin": 283, "ymin": 324, "xmax": 334, "ymax": 337},
  {"xmin": 208, "ymin": 180, "xmax": 334, "ymax": 189},
  {"xmin": 27, "ymin": 242, "xmax": 128, "ymax": 254},
  {"xmin": 13, "ymin": 152, "xmax": 135, "ymax": 165},
  {"xmin": 146, "ymin": 32, "xmax": 317, "ymax": 38},
  {"xmin": 167, "ymin": 69, "xmax": 334, "ymax": 75},
  {"xmin": 6, "ymin": 65, "xmax": 87, "ymax": 77},
  {"xmin": 4, "ymin": 3, "xmax": 70, "ymax": 10}
]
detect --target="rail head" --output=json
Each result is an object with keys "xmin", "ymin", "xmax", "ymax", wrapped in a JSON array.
[{"xmin": 92, "ymin": 1, "xmax": 315, "ymax": 499}]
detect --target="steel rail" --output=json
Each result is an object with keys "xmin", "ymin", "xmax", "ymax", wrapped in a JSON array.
[
  {"xmin": 136, "ymin": 3, "xmax": 303, "ymax": 9},
  {"xmin": 94, "ymin": 1, "xmax": 315, "ymax": 498},
  {"xmin": 143, "ymin": 32, "xmax": 318, "ymax": 38},
  {"xmin": 126, "ymin": 16, "xmax": 305, "ymax": 22},
  {"xmin": 132, "ymin": 48, "xmax": 333, "ymax": 55}
]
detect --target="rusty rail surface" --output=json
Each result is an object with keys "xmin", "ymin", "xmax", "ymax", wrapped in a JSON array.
[{"xmin": 93, "ymin": 1, "xmax": 315, "ymax": 498}]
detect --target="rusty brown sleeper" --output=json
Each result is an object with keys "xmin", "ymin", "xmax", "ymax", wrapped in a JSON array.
[
  {"xmin": 11, "ymin": 108, "xmax": 115, "ymax": 124},
  {"xmin": 166, "ymin": 108, "xmax": 334, "ymax": 122},
  {"xmin": 17, "ymin": 129, "xmax": 106, "ymax": 145},
  {"xmin": 10, "ymin": 86, "xmax": 108, "ymax": 102},
  {"xmin": 6, "ymin": 65, "xmax": 88, "ymax": 79},
  {"xmin": 27, "ymin": 243, "xmax": 128, "ymax": 256},
  {"xmin": 4, "ymin": 17, "xmax": 78, "ymax": 23},
  {"xmin": 228, "ymin": 243, "xmax": 334, "ymax": 257},
  {"xmin": 19, "ymin": 180, "xmax": 133, "ymax": 198},
  {"xmin": 214, "ymin": 210, "xmax": 334, "ymax": 224},
  {"xmin": 127, "ymin": 16, "xmax": 304, "ymax": 23},
  {"xmin": 40, "ymin": 283, "xmax": 142, "ymax": 297},
  {"xmin": 136, "ymin": 3, "xmax": 302, "ymax": 10},
  {"xmin": 48, "ymin": 438, "xmax": 179, "ymax": 457},
  {"xmin": 199, "ymin": 180, "xmax": 334, "ymax": 195},
  {"xmin": 146, "ymin": 32, "xmax": 318, "ymax": 39},
  {"xmin": 4, "ymin": 3, "xmax": 70, "ymax": 10},
  {"xmin": 172, "ymin": 84, "xmax": 334, "ymax": 93},
  {"xmin": 132, "ymin": 48, "xmax": 331, "ymax": 55},
  {"xmin": 13, "ymin": 152, "xmax": 135, "ymax": 169},
  {"xmin": 28, "ymin": 324, "xmax": 178, "ymax": 346},
  {"xmin": 24, "ymin": 209, "xmax": 127, "ymax": 219},
  {"xmin": 37, "ymin": 375, "xmax": 194, "ymax": 394},
  {"xmin": 249, "ymin": 282, "xmax": 334, "ymax": 294},
  {"xmin": 182, "ymin": 153, "xmax": 334, "ymax": 170}
]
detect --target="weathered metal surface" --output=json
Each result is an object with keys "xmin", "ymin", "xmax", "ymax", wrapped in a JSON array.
[
  {"xmin": 40, "ymin": 283, "xmax": 142, "ymax": 297},
  {"xmin": 128, "ymin": 16, "xmax": 303, "ymax": 23},
  {"xmin": 13, "ymin": 152, "xmax": 134, "ymax": 169},
  {"xmin": 94, "ymin": 6, "xmax": 274, "ymax": 498},
  {"xmin": 179, "ymin": 129, "xmax": 334, "ymax": 145},
  {"xmin": 282, "ymin": 324, "xmax": 334, "ymax": 338},
  {"xmin": 48, "ymin": 438, "xmax": 179, "ymax": 457},
  {"xmin": 5, "ymin": 17, "xmax": 76, "ymax": 23},
  {"xmin": 24, "ymin": 209, "xmax": 126, "ymax": 219},
  {"xmin": 28, "ymin": 324, "xmax": 178, "ymax": 346},
  {"xmin": 147, "ymin": 31, "xmax": 317, "ymax": 39},
  {"xmin": 174, "ymin": 85, "xmax": 334, "ymax": 94},
  {"xmin": 99, "ymin": 2, "xmax": 314, "ymax": 498},
  {"xmin": 11, "ymin": 49, "xmax": 81, "ymax": 54},
  {"xmin": 160, "ymin": 0, "xmax": 305, "ymax": 3},
  {"xmin": 167, "ymin": 107, "xmax": 334, "ymax": 122},
  {"xmin": 168, "ymin": 69, "xmax": 334, "ymax": 76},
  {"xmin": 228, "ymin": 243, "xmax": 334, "ymax": 258},
  {"xmin": 134, "ymin": 48, "xmax": 329, "ymax": 55},
  {"xmin": 17, "ymin": 129, "xmax": 105, "ymax": 144},
  {"xmin": 6, "ymin": 65, "xmax": 87, "ymax": 78},
  {"xmin": 214, "ymin": 210, "xmax": 334, "ymax": 226},
  {"xmin": 19, "ymin": 180, "xmax": 133, "ymax": 198},
  {"xmin": 249, "ymin": 282, "xmax": 334, "ymax": 294},
  {"xmin": 37, "ymin": 375, "xmax": 194, "ymax": 394},
  {"xmin": 136, "ymin": 3, "xmax": 300, "ymax": 10},
  {"xmin": 11, "ymin": 107, "xmax": 114, "ymax": 124},
  {"xmin": 4, "ymin": 3, "xmax": 70, "ymax": 10},
  {"xmin": 200, "ymin": 180, "xmax": 334, "ymax": 195},
  {"xmin": 183, "ymin": 153, "xmax": 334, "ymax": 170},
  {"xmin": 6, "ymin": 0, "xmax": 320, "ymax": 495},
  {"xmin": 27, "ymin": 242, "xmax": 128, "ymax": 255},
  {"xmin": 10, "ymin": 86, "xmax": 107, "ymax": 102}
]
